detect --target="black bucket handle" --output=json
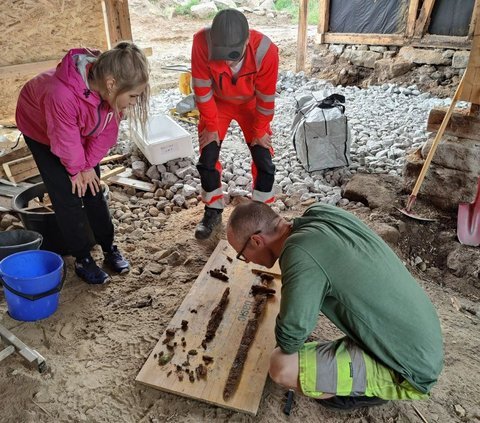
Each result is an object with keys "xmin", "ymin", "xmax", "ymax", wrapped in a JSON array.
[{"xmin": 0, "ymin": 259, "xmax": 67, "ymax": 301}]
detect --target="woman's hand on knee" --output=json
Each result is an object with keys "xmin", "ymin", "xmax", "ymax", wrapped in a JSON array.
[
  {"xmin": 81, "ymin": 168, "xmax": 101, "ymax": 196},
  {"xmin": 69, "ymin": 174, "xmax": 86, "ymax": 197}
]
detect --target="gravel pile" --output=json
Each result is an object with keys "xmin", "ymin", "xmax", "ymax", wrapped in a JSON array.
[{"xmin": 112, "ymin": 70, "xmax": 455, "ymax": 221}]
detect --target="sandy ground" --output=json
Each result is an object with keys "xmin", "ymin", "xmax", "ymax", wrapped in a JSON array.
[{"xmin": 1, "ymin": 2, "xmax": 479, "ymax": 422}]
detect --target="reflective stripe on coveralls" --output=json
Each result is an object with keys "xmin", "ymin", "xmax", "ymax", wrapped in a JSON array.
[{"xmin": 201, "ymin": 187, "xmax": 224, "ymax": 209}]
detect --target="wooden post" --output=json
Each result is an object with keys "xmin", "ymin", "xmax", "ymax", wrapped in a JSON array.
[
  {"xmin": 317, "ymin": 0, "xmax": 330, "ymax": 44},
  {"xmin": 102, "ymin": 0, "xmax": 133, "ymax": 48},
  {"xmin": 406, "ymin": 0, "xmax": 420, "ymax": 38},
  {"xmin": 296, "ymin": 0, "xmax": 308, "ymax": 72},
  {"xmin": 469, "ymin": 0, "xmax": 480, "ymax": 39},
  {"xmin": 413, "ymin": 0, "xmax": 436, "ymax": 38},
  {"xmin": 460, "ymin": 13, "xmax": 480, "ymax": 104}
]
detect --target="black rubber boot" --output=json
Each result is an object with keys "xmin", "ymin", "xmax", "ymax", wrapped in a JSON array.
[
  {"xmin": 316, "ymin": 395, "xmax": 389, "ymax": 411},
  {"xmin": 195, "ymin": 208, "xmax": 222, "ymax": 240}
]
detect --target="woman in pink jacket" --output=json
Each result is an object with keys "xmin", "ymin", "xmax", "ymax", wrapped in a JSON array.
[{"xmin": 16, "ymin": 42, "xmax": 150, "ymax": 284}]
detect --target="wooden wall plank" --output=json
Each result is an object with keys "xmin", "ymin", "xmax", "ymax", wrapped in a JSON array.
[
  {"xmin": 296, "ymin": 0, "xmax": 309, "ymax": 72},
  {"xmin": 460, "ymin": 12, "xmax": 480, "ymax": 103},
  {"xmin": 406, "ymin": 0, "xmax": 420, "ymax": 38},
  {"xmin": 136, "ymin": 240, "xmax": 282, "ymax": 416},
  {"xmin": 414, "ymin": 0, "xmax": 436, "ymax": 38},
  {"xmin": 317, "ymin": 0, "xmax": 330, "ymax": 43},
  {"xmin": 103, "ymin": 0, "xmax": 133, "ymax": 48},
  {"xmin": 469, "ymin": 0, "xmax": 480, "ymax": 38}
]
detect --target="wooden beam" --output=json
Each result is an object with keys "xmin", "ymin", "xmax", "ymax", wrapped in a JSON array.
[
  {"xmin": 414, "ymin": 0, "xmax": 436, "ymax": 38},
  {"xmin": 427, "ymin": 108, "xmax": 480, "ymax": 141},
  {"xmin": 460, "ymin": 14, "xmax": 480, "ymax": 103},
  {"xmin": 317, "ymin": 0, "xmax": 330, "ymax": 43},
  {"xmin": 322, "ymin": 33, "xmax": 406, "ymax": 46},
  {"xmin": 101, "ymin": 166, "xmax": 126, "ymax": 180},
  {"xmin": 0, "ymin": 59, "xmax": 60, "ymax": 78},
  {"xmin": 2, "ymin": 155, "xmax": 39, "ymax": 183},
  {"xmin": 411, "ymin": 34, "xmax": 471, "ymax": 49},
  {"xmin": 406, "ymin": 0, "xmax": 420, "ymax": 38},
  {"xmin": 469, "ymin": 0, "xmax": 480, "ymax": 39},
  {"xmin": 296, "ymin": 0, "xmax": 308, "ymax": 72},
  {"xmin": 319, "ymin": 32, "xmax": 470, "ymax": 49},
  {"xmin": 102, "ymin": 0, "xmax": 133, "ymax": 48},
  {"xmin": 0, "ymin": 146, "xmax": 31, "ymax": 178},
  {"xmin": 99, "ymin": 154, "xmax": 126, "ymax": 165}
]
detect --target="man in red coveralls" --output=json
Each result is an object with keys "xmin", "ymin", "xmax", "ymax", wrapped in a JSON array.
[{"xmin": 191, "ymin": 9, "xmax": 279, "ymax": 239}]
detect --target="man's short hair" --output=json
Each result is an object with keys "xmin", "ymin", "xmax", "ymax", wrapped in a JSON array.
[
  {"xmin": 228, "ymin": 200, "xmax": 280, "ymax": 243},
  {"xmin": 209, "ymin": 9, "xmax": 249, "ymax": 61}
]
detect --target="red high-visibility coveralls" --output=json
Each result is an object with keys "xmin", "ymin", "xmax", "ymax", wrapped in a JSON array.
[{"xmin": 192, "ymin": 28, "xmax": 279, "ymax": 209}]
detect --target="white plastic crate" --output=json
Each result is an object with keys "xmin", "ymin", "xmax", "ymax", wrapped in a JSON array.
[{"xmin": 132, "ymin": 114, "xmax": 194, "ymax": 165}]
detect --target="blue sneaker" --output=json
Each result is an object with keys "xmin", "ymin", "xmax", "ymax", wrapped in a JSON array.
[
  {"xmin": 75, "ymin": 256, "xmax": 111, "ymax": 285},
  {"xmin": 103, "ymin": 246, "xmax": 129, "ymax": 274}
]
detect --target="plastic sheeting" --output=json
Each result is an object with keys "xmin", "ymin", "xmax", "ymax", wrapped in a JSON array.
[
  {"xmin": 428, "ymin": 0, "xmax": 475, "ymax": 36},
  {"xmin": 329, "ymin": 0, "xmax": 408, "ymax": 34}
]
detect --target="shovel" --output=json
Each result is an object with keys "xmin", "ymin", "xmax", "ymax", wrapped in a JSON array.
[
  {"xmin": 398, "ymin": 73, "xmax": 466, "ymax": 221},
  {"xmin": 457, "ymin": 176, "xmax": 480, "ymax": 246}
]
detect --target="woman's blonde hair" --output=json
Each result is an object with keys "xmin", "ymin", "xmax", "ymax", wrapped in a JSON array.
[{"xmin": 89, "ymin": 41, "xmax": 150, "ymax": 129}]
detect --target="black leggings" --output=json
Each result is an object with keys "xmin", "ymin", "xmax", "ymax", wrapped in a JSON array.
[{"xmin": 24, "ymin": 135, "xmax": 114, "ymax": 259}]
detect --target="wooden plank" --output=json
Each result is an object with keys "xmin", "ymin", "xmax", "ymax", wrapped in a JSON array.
[
  {"xmin": 107, "ymin": 174, "xmax": 154, "ymax": 191},
  {"xmin": 469, "ymin": 0, "xmax": 480, "ymax": 38},
  {"xmin": 317, "ymin": 0, "xmax": 330, "ymax": 43},
  {"xmin": 0, "ymin": 59, "xmax": 61, "ymax": 78},
  {"xmin": 296, "ymin": 0, "xmax": 309, "ymax": 72},
  {"xmin": 103, "ymin": 0, "xmax": 133, "ymax": 48},
  {"xmin": 2, "ymin": 155, "xmax": 39, "ymax": 184},
  {"xmin": 406, "ymin": 0, "xmax": 420, "ymax": 38},
  {"xmin": 0, "ymin": 146, "xmax": 31, "ymax": 178},
  {"xmin": 461, "ymin": 10, "xmax": 480, "ymax": 103},
  {"xmin": 413, "ymin": 0, "xmax": 436, "ymax": 38},
  {"xmin": 99, "ymin": 154, "xmax": 126, "ymax": 165},
  {"xmin": 136, "ymin": 240, "xmax": 282, "ymax": 416},
  {"xmin": 427, "ymin": 108, "xmax": 480, "ymax": 141},
  {"xmin": 100, "ymin": 166, "xmax": 126, "ymax": 180},
  {"xmin": 322, "ymin": 33, "xmax": 406, "ymax": 46},
  {"xmin": 319, "ymin": 32, "xmax": 470, "ymax": 49}
]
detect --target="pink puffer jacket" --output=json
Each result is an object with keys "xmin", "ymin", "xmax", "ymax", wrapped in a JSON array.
[{"xmin": 16, "ymin": 48, "xmax": 119, "ymax": 176}]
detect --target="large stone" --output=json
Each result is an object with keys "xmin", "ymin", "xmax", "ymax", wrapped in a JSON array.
[
  {"xmin": 398, "ymin": 46, "xmax": 450, "ymax": 65},
  {"xmin": 132, "ymin": 160, "xmax": 146, "ymax": 179},
  {"xmin": 374, "ymin": 59, "xmax": 413, "ymax": 81},
  {"xmin": 452, "ymin": 51, "xmax": 470, "ymax": 69},
  {"xmin": 311, "ymin": 54, "xmax": 336, "ymax": 71},
  {"xmin": 213, "ymin": 0, "xmax": 236, "ymax": 9},
  {"xmin": 422, "ymin": 134, "xmax": 480, "ymax": 174},
  {"xmin": 191, "ymin": 2, "xmax": 217, "ymax": 18},
  {"xmin": 342, "ymin": 50, "xmax": 382, "ymax": 68},
  {"xmin": 342, "ymin": 173, "xmax": 399, "ymax": 209},
  {"xmin": 403, "ymin": 159, "xmax": 478, "ymax": 210},
  {"xmin": 447, "ymin": 245, "xmax": 480, "ymax": 282}
]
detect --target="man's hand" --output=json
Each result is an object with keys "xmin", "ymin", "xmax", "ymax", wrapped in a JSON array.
[
  {"xmin": 81, "ymin": 168, "xmax": 101, "ymax": 196},
  {"xmin": 251, "ymin": 133, "xmax": 272, "ymax": 149},
  {"xmin": 199, "ymin": 129, "xmax": 220, "ymax": 150}
]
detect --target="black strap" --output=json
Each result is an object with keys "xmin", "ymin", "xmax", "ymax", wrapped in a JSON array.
[{"xmin": 1, "ymin": 259, "xmax": 66, "ymax": 301}]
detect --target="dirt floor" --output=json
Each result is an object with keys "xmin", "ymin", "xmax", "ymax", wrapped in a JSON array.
[{"xmin": 1, "ymin": 2, "xmax": 479, "ymax": 423}]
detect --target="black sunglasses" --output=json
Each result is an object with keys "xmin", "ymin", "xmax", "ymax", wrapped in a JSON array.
[{"xmin": 236, "ymin": 230, "xmax": 261, "ymax": 262}]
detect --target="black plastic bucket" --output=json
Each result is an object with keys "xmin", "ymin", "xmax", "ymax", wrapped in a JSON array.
[
  {"xmin": 0, "ymin": 230, "xmax": 43, "ymax": 261},
  {"xmin": 11, "ymin": 182, "xmax": 104, "ymax": 256}
]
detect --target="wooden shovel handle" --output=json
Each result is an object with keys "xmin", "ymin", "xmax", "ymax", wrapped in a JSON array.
[{"xmin": 410, "ymin": 73, "xmax": 466, "ymax": 197}]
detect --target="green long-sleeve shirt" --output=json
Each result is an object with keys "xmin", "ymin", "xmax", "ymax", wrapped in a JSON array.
[{"xmin": 276, "ymin": 203, "xmax": 443, "ymax": 393}]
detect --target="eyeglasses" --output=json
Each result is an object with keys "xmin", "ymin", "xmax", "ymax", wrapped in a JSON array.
[{"xmin": 236, "ymin": 230, "xmax": 261, "ymax": 262}]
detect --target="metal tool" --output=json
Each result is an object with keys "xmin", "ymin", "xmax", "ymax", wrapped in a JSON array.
[
  {"xmin": 283, "ymin": 389, "xmax": 295, "ymax": 415},
  {"xmin": 398, "ymin": 72, "xmax": 465, "ymax": 221},
  {"xmin": 0, "ymin": 324, "xmax": 47, "ymax": 373},
  {"xmin": 457, "ymin": 176, "xmax": 480, "ymax": 246}
]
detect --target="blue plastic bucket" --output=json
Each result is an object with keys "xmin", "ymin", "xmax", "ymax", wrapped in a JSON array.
[{"xmin": 0, "ymin": 250, "xmax": 66, "ymax": 321}]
